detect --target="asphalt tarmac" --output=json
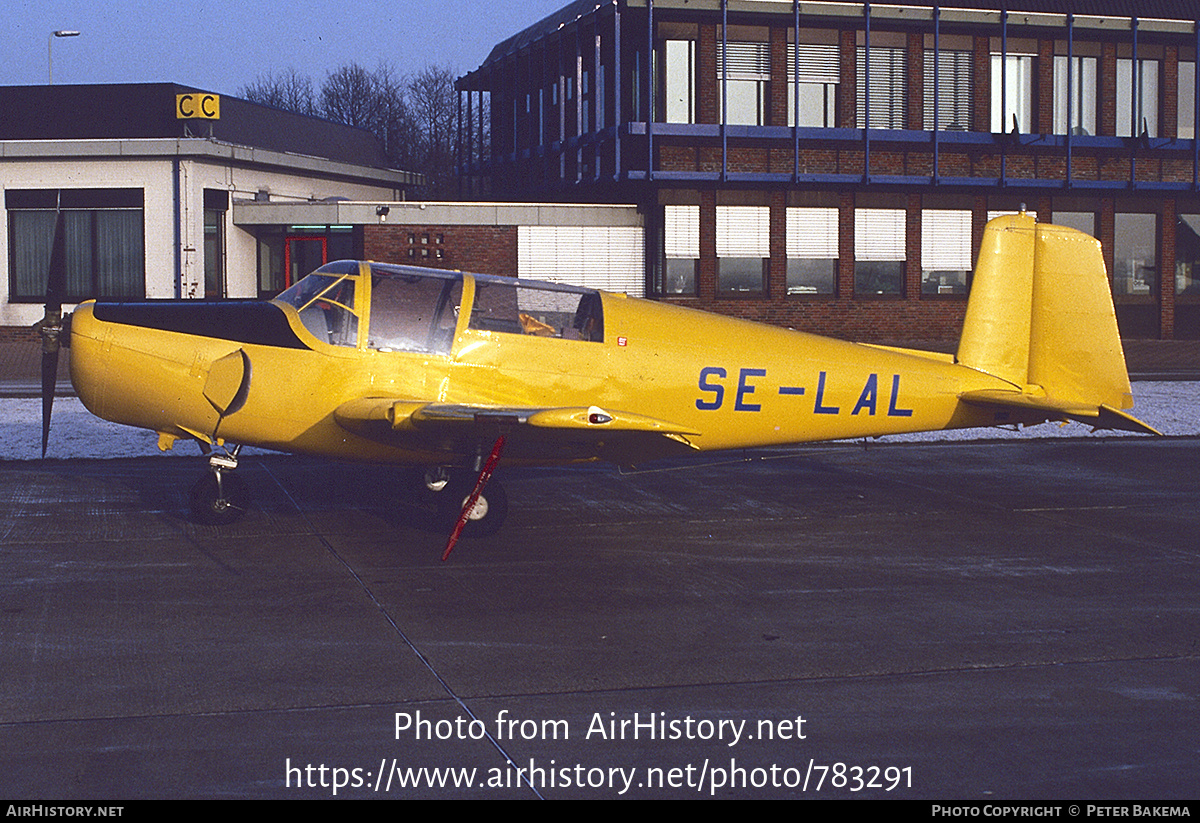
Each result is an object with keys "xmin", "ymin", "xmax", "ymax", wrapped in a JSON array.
[{"xmin": 1, "ymin": 438, "xmax": 1197, "ymax": 799}]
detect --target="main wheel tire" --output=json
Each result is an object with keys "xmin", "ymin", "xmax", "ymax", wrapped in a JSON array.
[
  {"xmin": 437, "ymin": 478, "xmax": 508, "ymax": 538},
  {"xmin": 189, "ymin": 472, "xmax": 250, "ymax": 525}
]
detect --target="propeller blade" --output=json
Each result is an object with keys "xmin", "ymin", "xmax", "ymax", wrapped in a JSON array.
[
  {"xmin": 41, "ymin": 347, "xmax": 59, "ymax": 458},
  {"xmin": 45, "ymin": 209, "xmax": 66, "ymax": 321},
  {"xmin": 37, "ymin": 210, "xmax": 67, "ymax": 458}
]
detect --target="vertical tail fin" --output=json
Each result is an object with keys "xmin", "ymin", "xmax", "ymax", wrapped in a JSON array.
[
  {"xmin": 956, "ymin": 213, "xmax": 1157, "ymax": 434},
  {"xmin": 956, "ymin": 213, "xmax": 1035, "ymax": 389}
]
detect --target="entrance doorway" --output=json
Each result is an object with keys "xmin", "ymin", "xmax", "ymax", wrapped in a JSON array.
[{"xmin": 285, "ymin": 235, "xmax": 328, "ymax": 289}]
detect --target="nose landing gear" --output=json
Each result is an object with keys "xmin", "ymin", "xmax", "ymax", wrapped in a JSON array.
[{"xmin": 189, "ymin": 446, "xmax": 249, "ymax": 525}]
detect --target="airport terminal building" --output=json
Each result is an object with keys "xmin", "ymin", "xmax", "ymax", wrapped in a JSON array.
[{"xmin": 456, "ymin": 0, "xmax": 1200, "ymax": 340}]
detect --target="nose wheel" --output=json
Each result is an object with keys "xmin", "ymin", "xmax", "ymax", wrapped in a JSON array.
[{"xmin": 190, "ymin": 447, "xmax": 249, "ymax": 525}]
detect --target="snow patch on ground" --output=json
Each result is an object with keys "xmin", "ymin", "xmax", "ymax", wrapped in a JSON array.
[{"xmin": 3, "ymin": 382, "xmax": 1196, "ymax": 462}]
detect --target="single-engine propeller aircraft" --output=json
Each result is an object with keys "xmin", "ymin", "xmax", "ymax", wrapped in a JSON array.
[{"xmin": 36, "ymin": 211, "xmax": 1159, "ymax": 558}]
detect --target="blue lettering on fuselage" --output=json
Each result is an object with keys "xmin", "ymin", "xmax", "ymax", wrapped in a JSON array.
[
  {"xmin": 695, "ymin": 368, "xmax": 912, "ymax": 417},
  {"xmin": 888, "ymin": 374, "xmax": 913, "ymax": 416},
  {"xmin": 696, "ymin": 366, "xmax": 726, "ymax": 410},
  {"xmin": 851, "ymin": 373, "xmax": 878, "ymax": 415},
  {"xmin": 734, "ymin": 368, "xmax": 767, "ymax": 411},
  {"xmin": 813, "ymin": 371, "xmax": 840, "ymax": 415}
]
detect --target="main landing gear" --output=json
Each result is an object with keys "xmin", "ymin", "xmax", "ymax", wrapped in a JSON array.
[
  {"xmin": 189, "ymin": 445, "xmax": 249, "ymax": 525},
  {"xmin": 433, "ymin": 435, "xmax": 509, "ymax": 560},
  {"xmin": 184, "ymin": 438, "xmax": 510, "ymax": 561},
  {"xmin": 426, "ymin": 468, "xmax": 509, "ymax": 539}
]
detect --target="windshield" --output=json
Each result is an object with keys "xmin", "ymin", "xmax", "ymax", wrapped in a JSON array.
[{"xmin": 275, "ymin": 266, "xmax": 360, "ymax": 347}]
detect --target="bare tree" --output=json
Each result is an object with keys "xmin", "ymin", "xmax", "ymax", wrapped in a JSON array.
[
  {"xmin": 238, "ymin": 61, "xmax": 455, "ymax": 192},
  {"xmin": 407, "ymin": 65, "xmax": 458, "ymax": 198},
  {"xmin": 319, "ymin": 63, "xmax": 378, "ymax": 129},
  {"xmin": 239, "ymin": 68, "xmax": 317, "ymax": 116}
]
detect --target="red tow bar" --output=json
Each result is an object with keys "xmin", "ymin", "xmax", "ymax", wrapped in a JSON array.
[{"xmin": 441, "ymin": 434, "xmax": 506, "ymax": 561}]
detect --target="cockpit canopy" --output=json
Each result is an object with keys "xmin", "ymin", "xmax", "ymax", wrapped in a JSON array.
[{"xmin": 274, "ymin": 261, "xmax": 604, "ymax": 353}]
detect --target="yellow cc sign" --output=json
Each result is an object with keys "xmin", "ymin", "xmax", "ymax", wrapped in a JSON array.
[{"xmin": 176, "ymin": 93, "xmax": 220, "ymax": 120}]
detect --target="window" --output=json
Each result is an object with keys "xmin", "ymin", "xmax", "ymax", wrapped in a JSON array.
[
  {"xmin": 469, "ymin": 276, "xmax": 603, "ymax": 342},
  {"xmin": 1176, "ymin": 215, "xmax": 1200, "ymax": 296},
  {"xmin": 1113, "ymin": 213, "xmax": 1157, "ymax": 296},
  {"xmin": 1179, "ymin": 61, "xmax": 1195, "ymax": 140},
  {"xmin": 857, "ymin": 47, "xmax": 907, "ymax": 129},
  {"xmin": 1053, "ymin": 55, "xmax": 1097, "ymax": 135},
  {"xmin": 662, "ymin": 205, "xmax": 699, "ymax": 295},
  {"xmin": 1117, "ymin": 59, "xmax": 1159, "ymax": 137},
  {"xmin": 6, "ymin": 188, "xmax": 144, "ymax": 302},
  {"xmin": 788, "ymin": 43, "xmax": 839, "ymax": 127},
  {"xmin": 924, "ymin": 50, "xmax": 973, "ymax": 131},
  {"xmin": 203, "ymin": 189, "xmax": 228, "ymax": 299},
  {"xmin": 1053, "ymin": 211, "xmax": 1095, "ymax": 237},
  {"xmin": 661, "ymin": 39, "xmax": 696, "ymax": 123},
  {"xmin": 518, "ymin": 225, "xmax": 644, "ymax": 297},
  {"xmin": 921, "ymin": 210, "xmax": 971, "ymax": 295},
  {"xmin": 717, "ymin": 206, "xmax": 768, "ymax": 294},
  {"xmin": 991, "ymin": 53, "xmax": 1034, "ymax": 133},
  {"xmin": 987, "ymin": 209, "xmax": 1037, "ymax": 223},
  {"xmin": 596, "ymin": 64, "xmax": 606, "ymax": 131},
  {"xmin": 786, "ymin": 207, "xmax": 837, "ymax": 294},
  {"xmin": 855, "ymin": 208, "xmax": 905, "ymax": 295},
  {"xmin": 719, "ymin": 42, "xmax": 770, "ymax": 126}
]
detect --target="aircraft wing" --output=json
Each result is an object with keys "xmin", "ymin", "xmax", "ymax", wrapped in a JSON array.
[
  {"xmin": 958, "ymin": 389, "xmax": 1161, "ymax": 435},
  {"xmin": 334, "ymin": 398, "xmax": 702, "ymax": 465}
]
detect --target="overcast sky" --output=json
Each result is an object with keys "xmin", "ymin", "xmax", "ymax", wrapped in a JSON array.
[{"xmin": 1, "ymin": 0, "xmax": 569, "ymax": 94}]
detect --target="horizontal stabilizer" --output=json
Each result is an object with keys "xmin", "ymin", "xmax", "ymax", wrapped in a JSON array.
[{"xmin": 959, "ymin": 389, "xmax": 1161, "ymax": 435}]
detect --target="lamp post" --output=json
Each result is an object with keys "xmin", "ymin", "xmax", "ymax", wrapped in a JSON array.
[{"xmin": 48, "ymin": 30, "xmax": 80, "ymax": 84}]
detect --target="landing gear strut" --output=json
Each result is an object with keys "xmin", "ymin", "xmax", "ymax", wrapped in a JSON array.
[{"xmin": 190, "ymin": 445, "xmax": 248, "ymax": 525}]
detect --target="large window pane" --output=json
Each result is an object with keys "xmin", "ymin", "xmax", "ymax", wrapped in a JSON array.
[
  {"xmin": 1176, "ymin": 215, "xmax": 1200, "ymax": 296},
  {"xmin": 1117, "ymin": 59, "xmax": 1159, "ymax": 138},
  {"xmin": 855, "ymin": 208, "xmax": 905, "ymax": 295},
  {"xmin": 857, "ymin": 47, "xmax": 907, "ymax": 129},
  {"xmin": 1053, "ymin": 211, "xmax": 1095, "ymax": 237},
  {"xmin": 1113, "ymin": 213, "xmax": 1157, "ymax": 296},
  {"xmin": 718, "ymin": 42, "xmax": 770, "ymax": 126},
  {"xmin": 924, "ymin": 50, "xmax": 973, "ymax": 131},
  {"xmin": 788, "ymin": 43, "xmax": 839, "ymax": 128},
  {"xmin": 7, "ymin": 211, "xmax": 56, "ymax": 300},
  {"xmin": 991, "ymin": 53, "xmax": 1034, "ymax": 133},
  {"xmin": 518, "ymin": 225, "xmax": 645, "ymax": 297},
  {"xmin": 662, "ymin": 39, "xmax": 696, "ymax": 124},
  {"xmin": 6, "ymin": 188, "xmax": 144, "ymax": 301},
  {"xmin": 1178, "ymin": 61, "xmax": 1195, "ymax": 140},
  {"xmin": 786, "ymin": 207, "xmax": 837, "ymax": 294},
  {"xmin": 1053, "ymin": 55, "xmax": 1097, "ymax": 136},
  {"xmin": 921, "ymin": 209, "xmax": 971, "ymax": 294},
  {"xmin": 717, "ymin": 206, "xmax": 768, "ymax": 294},
  {"xmin": 662, "ymin": 205, "xmax": 698, "ymax": 295}
]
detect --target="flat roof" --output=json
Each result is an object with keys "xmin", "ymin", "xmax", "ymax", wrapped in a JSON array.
[
  {"xmin": 232, "ymin": 200, "xmax": 643, "ymax": 227},
  {"xmin": 0, "ymin": 138, "xmax": 421, "ymax": 191},
  {"xmin": 0, "ymin": 83, "xmax": 400, "ymax": 172}
]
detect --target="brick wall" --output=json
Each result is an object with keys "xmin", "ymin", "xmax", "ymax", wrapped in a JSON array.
[
  {"xmin": 363, "ymin": 225, "xmax": 519, "ymax": 277},
  {"xmin": 660, "ymin": 293, "xmax": 969, "ymax": 343}
]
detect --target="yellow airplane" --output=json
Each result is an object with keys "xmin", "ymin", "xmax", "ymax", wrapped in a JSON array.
[{"xmin": 37, "ymin": 212, "xmax": 1158, "ymax": 557}]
